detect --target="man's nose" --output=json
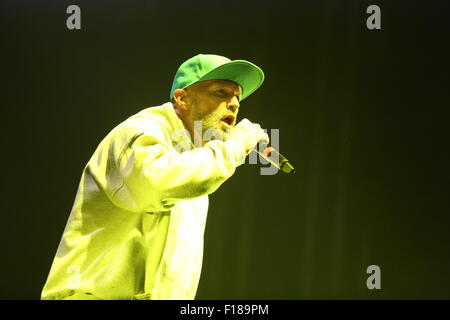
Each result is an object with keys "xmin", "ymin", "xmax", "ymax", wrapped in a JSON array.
[{"xmin": 227, "ymin": 97, "xmax": 240, "ymax": 113}]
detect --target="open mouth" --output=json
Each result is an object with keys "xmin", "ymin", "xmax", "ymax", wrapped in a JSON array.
[{"xmin": 220, "ymin": 114, "xmax": 235, "ymax": 127}]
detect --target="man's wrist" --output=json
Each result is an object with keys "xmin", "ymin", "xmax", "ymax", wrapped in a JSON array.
[{"xmin": 223, "ymin": 139, "xmax": 248, "ymax": 166}]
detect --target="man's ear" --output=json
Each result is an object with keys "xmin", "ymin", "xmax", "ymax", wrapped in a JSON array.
[{"xmin": 173, "ymin": 89, "xmax": 190, "ymax": 110}]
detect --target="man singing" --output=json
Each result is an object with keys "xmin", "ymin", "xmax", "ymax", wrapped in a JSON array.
[{"xmin": 41, "ymin": 54, "xmax": 269, "ymax": 300}]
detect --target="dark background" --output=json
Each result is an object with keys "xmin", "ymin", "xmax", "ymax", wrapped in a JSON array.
[{"xmin": 1, "ymin": 0, "xmax": 449, "ymax": 299}]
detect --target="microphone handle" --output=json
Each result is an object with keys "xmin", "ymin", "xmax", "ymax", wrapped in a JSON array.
[{"xmin": 253, "ymin": 147, "xmax": 295, "ymax": 174}]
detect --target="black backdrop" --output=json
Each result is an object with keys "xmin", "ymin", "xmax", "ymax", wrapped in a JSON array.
[{"xmin": 1, "ymin": 0, "xmax": 449, "ymax": 299}]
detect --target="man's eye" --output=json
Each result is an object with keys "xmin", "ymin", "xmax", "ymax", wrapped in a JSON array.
[{"xmin": 215, "ymin": 89, "xmax": 240, "ymax": 101}]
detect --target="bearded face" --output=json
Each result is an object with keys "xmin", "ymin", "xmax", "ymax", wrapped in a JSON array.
[
  {"xmin": 193, "ymin": 105, "xmax": 230, "ymax": 141},
  {"xmin": 186, "ymin": 80, "xmax": 241, "ymax": 143}
]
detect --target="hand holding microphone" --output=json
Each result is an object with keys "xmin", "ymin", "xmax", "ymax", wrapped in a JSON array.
[
  {"xmin": 226, "ymin": 118, "xmax": 295, "ymax": 174},
  {"xmin": 255, "ymin": 146, "xmax": 295, "ymax": 174},
  {"xmin": 226, "ymin": 118, "xmax": 270, "ymax": 153}
]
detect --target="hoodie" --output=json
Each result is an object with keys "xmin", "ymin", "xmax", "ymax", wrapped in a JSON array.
[{"xmin": 41, "ymin": 102, "xmax": 246, "ymax": 300}]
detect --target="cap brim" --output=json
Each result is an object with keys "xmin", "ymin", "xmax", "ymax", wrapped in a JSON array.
[{"xmin": 197, "ymin": 60, "xmax": 264, "ymax": 101}]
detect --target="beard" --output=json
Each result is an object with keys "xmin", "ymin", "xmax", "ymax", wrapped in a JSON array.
[{"xmin": 194, "ymin": 109, "xmax": 228, "ymax": 142}]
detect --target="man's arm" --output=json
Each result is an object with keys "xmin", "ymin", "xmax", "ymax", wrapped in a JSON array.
[{"xmin": 110, "ymin": 131, "xmax": 248, "ymax": 212}]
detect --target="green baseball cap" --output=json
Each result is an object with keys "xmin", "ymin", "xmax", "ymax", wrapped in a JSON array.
[{"xmin": 169, "ymin": 54, "xmax": 265, "ymax": 101}]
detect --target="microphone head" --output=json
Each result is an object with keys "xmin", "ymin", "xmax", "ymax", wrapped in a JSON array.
[
  {"xmin": 281, "ymin": 161, "xmax": 295, "ymax": 174},
  {"xmin": 261, "ymin": 146, "xmax": 296, "ymax": 174}
]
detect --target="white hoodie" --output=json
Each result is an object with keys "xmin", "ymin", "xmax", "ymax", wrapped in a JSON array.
[{"xmin": 41, "ymin": 102, "xmax": 246, "ymax": 300}]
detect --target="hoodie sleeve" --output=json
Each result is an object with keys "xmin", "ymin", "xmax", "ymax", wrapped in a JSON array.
[{"xmin": 106, "ymin": 128, "xmax": 247, "ymax": 213}]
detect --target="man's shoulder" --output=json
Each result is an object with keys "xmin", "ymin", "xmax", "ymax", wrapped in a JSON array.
[
  {"xmin": 83, "ymin": 103, "xmax": 175, "ymax": 168},
  {"xmin": 102, "ymin": 102, "xmax": 178, "ymax": 147},
  {"xmin": 127, "ymin": 102, "xmax": 170, "ymax": 121},
  {"xmin": 110, "ymin": 102, "xmax": 170, "ymax": 133}
]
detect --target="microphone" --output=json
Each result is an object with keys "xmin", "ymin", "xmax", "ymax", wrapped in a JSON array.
[{"xmin": 253, "ymin": 146, "xmax": 296, "ymax": 174}]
